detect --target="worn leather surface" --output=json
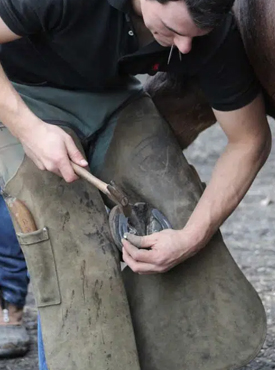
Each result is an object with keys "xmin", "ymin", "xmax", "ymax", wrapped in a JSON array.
[
  {"xmin": 4, "ymin": 152, "xmax": 140, "ymax": 370},
  {"xmin": 99, "ymin": 95, "xmax": 267, "ymax": 370}
]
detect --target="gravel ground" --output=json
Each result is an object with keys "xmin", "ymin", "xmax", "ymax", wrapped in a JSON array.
[{"xmin": 1, "ymin": 119, "xmax": 275, "ymax": 370}]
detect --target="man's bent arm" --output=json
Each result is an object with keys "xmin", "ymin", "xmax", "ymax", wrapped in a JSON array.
[
  {"xmin": 183, "ymin": 94, "xmax": 271, "ymax": 251},
  {"xmin": 0, "ymin": 18, "xmax": 88, "ymax": 182},
  {"xmin": 122, "ymin": 94, "xmax": 271, "ymax": 273}
]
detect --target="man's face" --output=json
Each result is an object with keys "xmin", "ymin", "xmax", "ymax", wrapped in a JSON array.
[{"xmin": 140, "ymin": 0, "xmax": 211, "ymax": 54}]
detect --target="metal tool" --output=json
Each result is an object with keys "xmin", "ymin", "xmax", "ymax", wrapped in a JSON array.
[
  {"xmin": 167, "ymin": 45, "xmax": 174, "ymax": 64},
  {"xmin": 71, "ymin": 162, "xmax": 172, "ymax": 249},
  {"xmin": 109, "ymin": 203, "xmax": 172, "ymax": 251},
  {"xmin": 167, "ymin": 45, "xmax": 182, "ymax": 65},
  {"xmin": 71, "ymin": 162, "xmax": 132, "ymax": 217},
  {"xmin": 1, "ymin": 164, "xmax": 172, "ymax": 252}
]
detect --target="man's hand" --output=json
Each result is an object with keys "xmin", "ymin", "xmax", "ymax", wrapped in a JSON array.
[
  {"xmin": 19, "ymin": 122, "xmax": 88, "ymax": 182},
  {"xmin": 122, "ymin": 230, "xmax": 197, "ymax": 274},
  {"xmin": 0, "ymin": 19, "xmax": 89, "ymax": 182}
]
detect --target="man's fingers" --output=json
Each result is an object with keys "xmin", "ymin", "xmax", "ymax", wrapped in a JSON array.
[
  {"xmin": 65, "ymin": 136, "xmax": 88, "ymax": 167},
  {"xmin": 62, "ymin": 135, "xmax": 87, "ymax": 181},
  {"xmin": 124, "ymin": 233, "xmax": 156, "ymax": 248},
  {"xmin": 122, "ymin": 247, "xmax": 157, "ymax": 274},
  {"xmin": 32, "ymin": 157, "xmax": 46, "ymax": 171},
  {"xmin": 58, "ymin": 158, "xmax": 79, "ymax": 183},
  {"xmin": 23, "ymin": 147, "xmax": 46, "ymax": 171},
  {"xmin": 122, "ymin": 239, "xmax": 155, "ymax": 263}
]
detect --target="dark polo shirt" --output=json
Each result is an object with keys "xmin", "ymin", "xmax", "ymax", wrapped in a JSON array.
[{"xmin": 0, "ymin": 0, "xmax": 259, "ymax": 111}]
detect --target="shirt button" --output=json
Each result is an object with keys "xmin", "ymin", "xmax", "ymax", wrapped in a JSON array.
[{"xmin": 128, "ymin": 30, "xmax": 134, "ymax": 36}]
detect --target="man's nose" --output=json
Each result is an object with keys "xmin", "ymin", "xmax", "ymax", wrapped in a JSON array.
[{"xmin": 175, "ymin": 37, "xmax": 192, "ymax": 54}]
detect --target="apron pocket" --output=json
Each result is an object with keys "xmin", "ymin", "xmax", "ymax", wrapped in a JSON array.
[{"xmin": 17, "ymin": 227, "xmax": 61, "ymax": 308}]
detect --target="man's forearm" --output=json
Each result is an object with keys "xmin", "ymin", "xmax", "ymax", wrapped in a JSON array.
[
  {"xmin": 0, "ymin": 63, "xmax": 87, "ymax": 182},
  {"xmin": 0, "ymin": 64, "xmax": 41, "ymax": 139},
  {"xmin": 182, "ymin": 136, "xmax": 271, "ymax": 251}
]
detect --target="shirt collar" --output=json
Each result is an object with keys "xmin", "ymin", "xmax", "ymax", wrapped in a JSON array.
[{"xmin": 108, "ymin": 0, "xmax": 132, "ymax": 13}]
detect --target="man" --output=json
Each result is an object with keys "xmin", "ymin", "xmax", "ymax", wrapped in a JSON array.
[
  {"xmin": 0, "ymin": 0, "xmax": 270, "ymax": 369},
  {"xmin": 0, "ymin": 195, "xmax": 30, "ymax": 357}
]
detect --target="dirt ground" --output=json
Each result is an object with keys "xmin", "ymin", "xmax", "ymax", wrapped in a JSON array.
[{"xmin": 1, "ymin": 119, "xmax": 275, "ymax": 370}]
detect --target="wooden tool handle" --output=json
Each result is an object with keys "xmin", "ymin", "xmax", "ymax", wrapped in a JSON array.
[
  {"xmin": 71, "ymin": 162, "xmax": 110, "ymax": 196},
  {"xmin": 5, "ymin": 197, "xmax": 37, "ymax": 233}
]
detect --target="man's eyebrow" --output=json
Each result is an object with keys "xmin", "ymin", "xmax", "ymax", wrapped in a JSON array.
[{"xmin": 161, "ymin": 21, "xmax": 186, "ymax": 36}]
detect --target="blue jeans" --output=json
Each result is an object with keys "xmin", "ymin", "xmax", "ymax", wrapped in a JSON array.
[
  {"xmin": 38, "ymin": 317, "xmax": 47, "ymax": 370},
  {"xmin": 0, "ymin": 195, "xmax": 29, "ymax": 307}
]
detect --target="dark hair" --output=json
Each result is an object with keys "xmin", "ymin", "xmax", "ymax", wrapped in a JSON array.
[{"xmin": 156, "ymin": 0, "xmax": 235, "ymax": 29}]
